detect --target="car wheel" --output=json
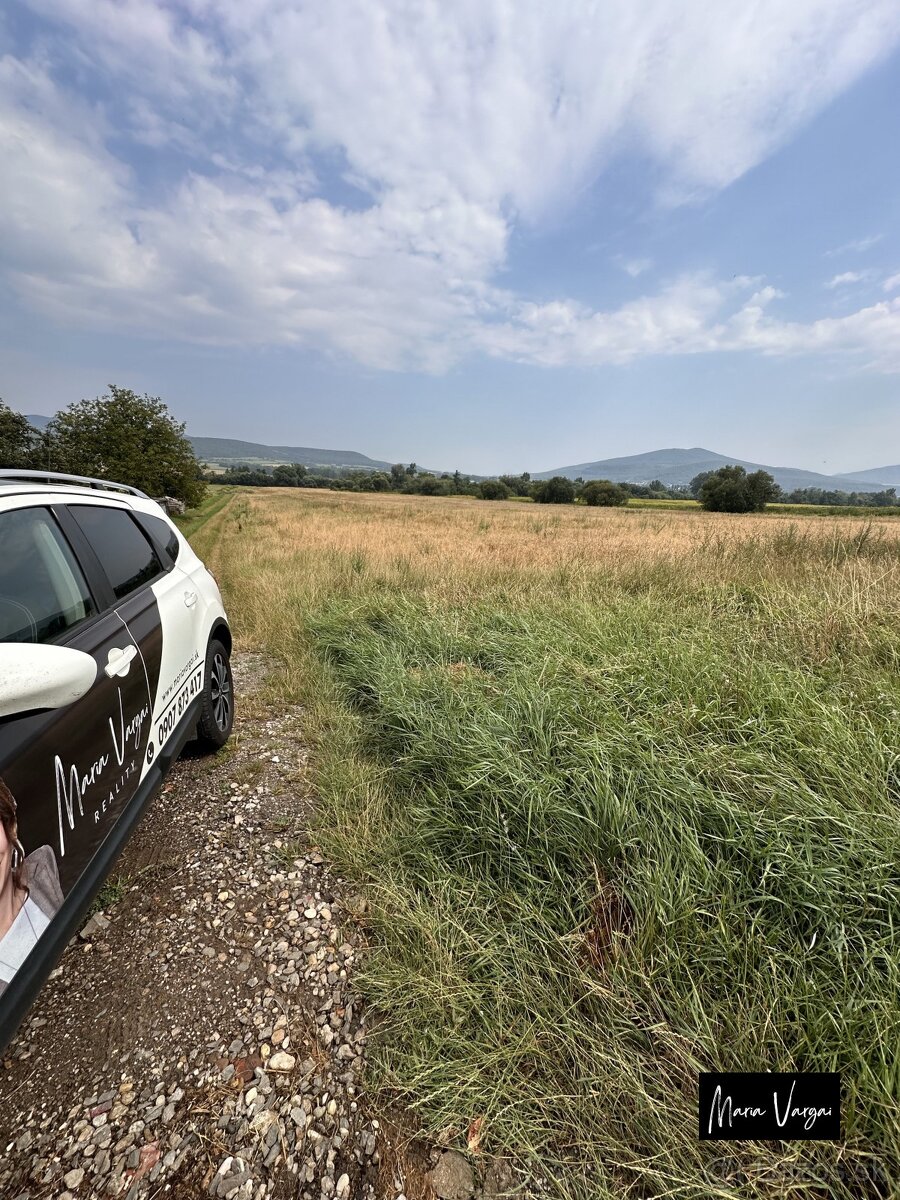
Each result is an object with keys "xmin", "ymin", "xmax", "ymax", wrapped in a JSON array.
[{"xmin": 196, "ymin": 638, "xmax": 234, "ymax": 750}]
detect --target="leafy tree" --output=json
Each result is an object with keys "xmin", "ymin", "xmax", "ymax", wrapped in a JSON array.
[
  {"xmin": 698, "ymin": 466, "xmax": 752, "ymax": 512},
  {"xmin": 581, "ymin": 479, "xmax": 629, "ymax": 507},
  {"xmin": 271, "ymin": 465, "xmax": 292, "ymax": 486},
  {"xmin": 746, "ymin": 469, "xmax": 782, "ymax": 509},
  {"xmin": 698, "ymin": 466, "xmax": 778, "ymax": 513},
  {"xmin": 532, "ymin": 476, "xmax": 576, "ymax": 504},
  {"xmin": 479, "ymin": 479, "xmax": 511, "ymax": 500},
  {"xmin": 0, "ymin": 400, "xmax": 41, "ymax": 468},
  {"xmin": 689, "ymin": 470, "xmax": 716, "ymax": 498},
  {"xmin": 214, "ymin": 466, "xmax": 275, "ymax": 486},
  {"xmin": 411, "ymin": 473, "xmax": 446, "ymax": 496},
  {"xmin": 272, "ymin": 463, "xmax": 307, "ymax": 486},
  {"xmin": 47, "ymin": 386, "xmax": 205, "ymax": 506},
  {"xmin": 499, "ymin": 472, "xmax": 532, "ymax": 496}
]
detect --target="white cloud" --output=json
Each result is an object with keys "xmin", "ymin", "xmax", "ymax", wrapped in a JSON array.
[
  {"xmin": 2, "ymin": 1, "xmax": 900, "ymax": 372},
  {"xmin": 825, "ymin": 270, "xmax": 877, "ymax": 288},
  {"xmin": 728, "ymin": 294, "xmax": 900, "ymax": 371},
  {"xmin": 474, "ymin": 276, "xmax": 900, "ymax": 372},
  {"xmin": 619, "ymin": 257, "xmax": 653, "ymax": 278},
  {"xmin": 884, "ymin": 273, "xmax": 900, "ymax": 293},
  {"xmin": 476, "ymin": 275, "xmax": 730, "ymax": 366},
  {"xmin": 826, "ymin": 233, "xmax": 883, "ymax": 256}
]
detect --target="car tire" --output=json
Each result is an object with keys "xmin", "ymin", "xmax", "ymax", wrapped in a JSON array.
[{"xmin": 196, "ymin": 638, "xmax": 234, "ymax": 751}]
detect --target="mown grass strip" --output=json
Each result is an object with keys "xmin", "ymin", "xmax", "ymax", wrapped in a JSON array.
[{"xmin": 174, "ymin": 483, "xmax": 238, "ymax": 540}]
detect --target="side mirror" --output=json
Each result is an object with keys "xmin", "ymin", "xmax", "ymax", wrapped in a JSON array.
[{"xmin": 0, "ymin": 644, "xmax": 98, "ymax": 719}]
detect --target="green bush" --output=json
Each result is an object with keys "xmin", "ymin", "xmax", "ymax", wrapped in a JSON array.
[
  {"xmin": 531, "ymin": 475, "xmax": 575, "ymax": 504},
  {"xmin": 581, "ymin": 479, "xmax": 630, "ymax": 506},
  {"xmin": 699, "ymin": 465, "xmax": 780, "ymax": 513},
  {"xmin": 479, "ymin": 479, "xmax": 511, "ymax": 500}
]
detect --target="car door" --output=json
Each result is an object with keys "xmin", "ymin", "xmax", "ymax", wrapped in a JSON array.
[{"xmin": 0, "ymin": 503, "xmax": 153, "ymax": 900}]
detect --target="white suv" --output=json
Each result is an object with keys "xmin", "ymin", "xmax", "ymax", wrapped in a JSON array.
[{"xmin": 0, "ymin": 470, "xmax": 232, "ymax": 1045}]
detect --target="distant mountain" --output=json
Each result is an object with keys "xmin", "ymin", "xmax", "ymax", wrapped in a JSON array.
[
  {"xmin": 190, "ymin": 436, "xmax": 395, "ymax": 471},
  {"xmin": 22, "ymin": 415, "xmax": 896, "ymax": 493},
  {"xmin": 534, "ymin": 447, "xmax": 895, "ymax": 493},
  {"xmin": 836, "ymin": 464, "xmax": 900, "ymax": 488}
]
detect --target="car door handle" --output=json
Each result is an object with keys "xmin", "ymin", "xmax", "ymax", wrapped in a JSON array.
[
  {"xmin": 105, "ymin": 645, "xmax": 137, "ymax": 678},
  {"xmin": 184, "ymin": 590, "xmax": 197, "ymax": 608}
]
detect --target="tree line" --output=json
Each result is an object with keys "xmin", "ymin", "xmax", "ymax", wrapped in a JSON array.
[
  {"xmin": 212, "ymin": 461, "xmax": 898, "ymax": 512},
  {"xmin": 208, "ymin": 463, "xmax": 689, "ymax": 506},
  {"xmin": 688, "ymin": 468, "xmax": 897, "ymax": 511},
  {"xmin": 212, "ymin": 460, "xmax": 898, "ymax": 512}
]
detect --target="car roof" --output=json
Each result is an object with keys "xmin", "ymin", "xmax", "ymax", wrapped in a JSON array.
[{"xmin": 0, "ymin": 470, "xmax": 148, "ymax": 501}]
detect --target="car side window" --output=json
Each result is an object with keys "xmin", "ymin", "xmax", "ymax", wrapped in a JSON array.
[
  {"xmin": 69, "ymin": 506, "xmax": 164, "ymax": 600},
  {"xmin": 0, "ymin": 508, "xmax": 96, "ymax": 643},
  {"xmin": 132, "ymin": 512, "xmax": 181, "ymax": 567}
]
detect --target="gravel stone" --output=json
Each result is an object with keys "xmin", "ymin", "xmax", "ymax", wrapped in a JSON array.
[
  {"xmin": 267, "ymin": 1051, "xmax": 296, "ymax": 1072},
  {"xmin": 428, "ymin": 1150, "xmax": 477, "ymax": 1200}
]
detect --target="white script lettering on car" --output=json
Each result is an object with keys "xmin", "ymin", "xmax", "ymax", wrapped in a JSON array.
[{"xmin": 55, "ymin": 687, "xmax": 150, "ymax": 856}]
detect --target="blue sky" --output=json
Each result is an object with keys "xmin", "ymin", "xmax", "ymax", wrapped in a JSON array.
[{"xmin": 1, "ymin": 1, "xmax": 899, "ymax": 475}]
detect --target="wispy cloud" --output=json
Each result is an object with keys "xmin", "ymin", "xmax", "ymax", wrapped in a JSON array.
[
  {"xmin": 618, "ymin": 257, "xmax": 654, "ymax": 278},
  {"xmin": 826, "ymin": 234, "xmax": 883, "ymax": 256},
  {"xmin": 825, "ymin": 269, "xmax": 877, "ymax": 288},
  {"xmin": 884, "ymin": 273, "xmax": 900, "ymax": 293},
  {"xmin": 2, "ymin": 1, "xmax": 900, "ymax": 372}
]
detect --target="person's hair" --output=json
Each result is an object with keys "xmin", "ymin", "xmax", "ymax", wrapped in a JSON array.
[{"xmin": 0, "ymin": 778, "xmax": 24, "ymax": 891}]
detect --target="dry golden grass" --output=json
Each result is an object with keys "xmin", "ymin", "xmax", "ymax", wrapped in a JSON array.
[
  {"xmin": 195, "ymin": 487, "xmax": 900, "ymax": 659},
  {"xmin": 240, "ymin": 487, "xmax": 900, "ymax": 574}
]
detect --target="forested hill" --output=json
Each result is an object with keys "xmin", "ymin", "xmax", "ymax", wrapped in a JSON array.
[
  {"xmin": 534, "ymin": 446, "xmax": 895, "ymax": 492},
  {"xmin": 189, "ymin": 436, "xmax": 394, "ymax": 471}
]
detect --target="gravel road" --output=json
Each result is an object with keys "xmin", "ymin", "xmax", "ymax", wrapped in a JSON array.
[{"xmin": 0, "ymin": 654, "xmax": 387, "ymax": 1200}]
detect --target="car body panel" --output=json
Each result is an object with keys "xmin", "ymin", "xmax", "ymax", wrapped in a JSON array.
[{"xmin": 0, "ymin": 478, "xmax": 230, "ymax": 1046}]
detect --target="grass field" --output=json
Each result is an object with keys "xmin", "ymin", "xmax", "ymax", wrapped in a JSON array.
[
  {"xmin": 184, "ymin": 488, "xmax": 900, "ymax": 1199},
  {"xmin": 623, "ymin": 498, "xmax": 900, "ymax": 517}
]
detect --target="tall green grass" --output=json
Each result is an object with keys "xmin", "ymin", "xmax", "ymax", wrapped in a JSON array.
[{"xmin": 307, "ymin": 587, "xmax": 900, "ymax": 1198}]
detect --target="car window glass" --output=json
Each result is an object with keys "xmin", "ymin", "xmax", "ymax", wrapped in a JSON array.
[
  {"xmin": 69, "ymin": 506, "xmax": 164, "ymax": 600},
  {"xmin": 0, "ymin": 508, "xmax": 96, "ymax": 643},
  {"xmin": 133, "ymin": 512, "xmax": 181, "ymax": 566}
]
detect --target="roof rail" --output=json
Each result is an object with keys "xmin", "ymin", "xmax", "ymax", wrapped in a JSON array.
[{"xmin": 0, "ymin": 470, "xmax": 148, "ymax": 498}]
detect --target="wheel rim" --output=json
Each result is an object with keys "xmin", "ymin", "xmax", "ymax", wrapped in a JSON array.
[{"xmin": 210, "ymin": 652, "xmax": 232, "ymax": 732}]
